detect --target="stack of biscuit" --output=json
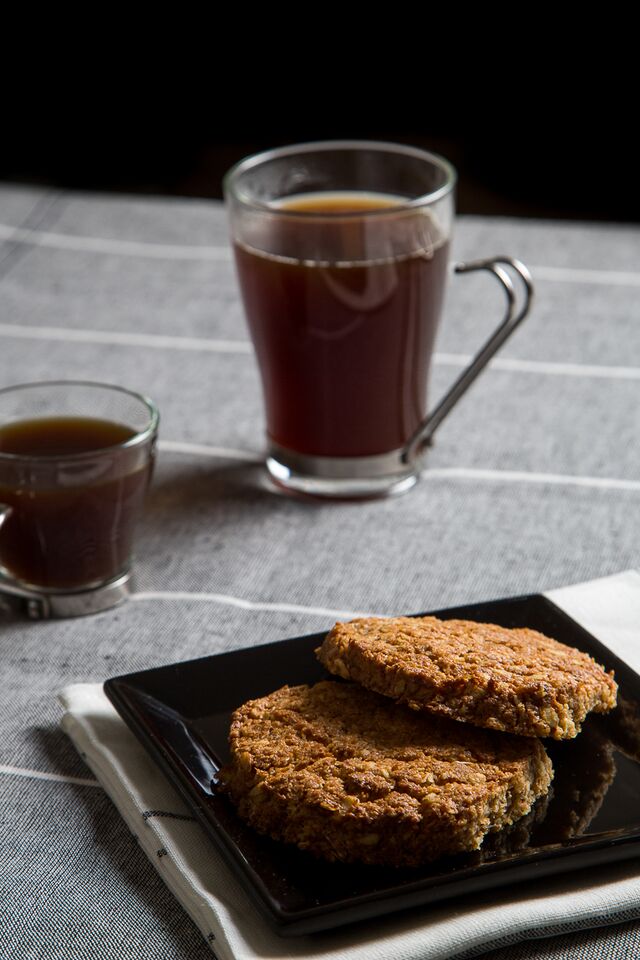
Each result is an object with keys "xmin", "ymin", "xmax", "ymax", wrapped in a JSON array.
[{"xmin": 219, "ymin": 616, "xmax": 618, "ymax": 867}]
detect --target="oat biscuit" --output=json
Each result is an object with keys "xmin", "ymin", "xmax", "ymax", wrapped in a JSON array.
[
  {"xmin": 316, "ymin": 616, "xmax": 618, "ymax": 739},
  {"xmin": 219, "ymin": 681, "xmax": 552, "ymax": 867}
]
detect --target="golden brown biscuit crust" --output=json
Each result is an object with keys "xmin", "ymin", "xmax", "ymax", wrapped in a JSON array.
[
  {"xmin": 316, "ymin": 617, "xmax": 617, "ymax": 739},
  {"xmin": 219, "ymin": 681, "xmax": 552, "ymax": 867}
]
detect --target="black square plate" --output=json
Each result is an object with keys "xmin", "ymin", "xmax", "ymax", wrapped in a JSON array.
[{"xmin": 104, "ymin": 594, "xmax": 640, "ymax": 936}]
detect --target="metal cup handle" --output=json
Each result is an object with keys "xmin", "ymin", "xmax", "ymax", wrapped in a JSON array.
[
  {"xmin": 403, "ymin": 256, "xmax": 534, "ymax": 464},
  {"xmin": 0, "ymin": 502, "xmax": 130, "ymax": 618},
  {"xmin": 0, "ymin": 503, "xmax": 47, "ymax": 617},
  {"xmin": 0, "ymin": 503, "xmax": 11, "ymax": 529}
]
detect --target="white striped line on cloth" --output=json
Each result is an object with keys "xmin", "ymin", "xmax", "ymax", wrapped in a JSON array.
[
  {"xmin": 130, "ymin": 591, "xmax": 374, "ymax": 620},
  {"xmin": 159, "ymin": 442, "xmax": 640, "ymax": 492},
  {"xmin": 424, "ymin": 467, "xmax": 640, "ymax": 492},
  {"xmin": 436, "ymin": 354, "xmax": 640, "ymax": 381},
  {"xmin": 159, "ymin": 440, "xmax": 260, "ymax": 462},
  {"xmin": 0, "ymin": 321, "xmax": 639, "ymax": 383},
  {"xmin": 0, "ymin": 322, "xmax": 253, "ymax": 354},
  {"xmin": 0, "ymin": 762, "xmax": 100, "ymax": 788},
  {"xmin": 0, "ymin": 223, "xmax": 233, "ymax": 260},
  {"xmin": 1, "ymin": 221, "xmax": 640, "ymax": 286},
  {"xmin": 533, "ymin": 265, "xmax": 640, "ymax": 286}
]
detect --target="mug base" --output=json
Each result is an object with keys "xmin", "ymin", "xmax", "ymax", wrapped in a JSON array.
[
  {"xmin": 0, "ymin": 569, "xmax": 131, "ymax": 619},
  {"xmin": 266, "ymin": 445, "xmax": 419, "ymax": 500}
]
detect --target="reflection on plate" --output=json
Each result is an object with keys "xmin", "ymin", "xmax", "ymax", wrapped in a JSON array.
[{"xmin": 104, "ymin": 594, "xmax": 640, "ymax": 936}]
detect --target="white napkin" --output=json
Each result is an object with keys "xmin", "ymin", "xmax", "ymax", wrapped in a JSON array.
[{"xmin": 60, "ymin": 570, "xmax": 640, "ymax": 960}]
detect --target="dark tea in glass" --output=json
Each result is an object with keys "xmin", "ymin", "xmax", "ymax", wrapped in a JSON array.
[
  {"xmin": 0, "ymin": 416, "xmax": 152, "ymax": 589},
  {"xmin": 233, "ymin": 192, "xmax": 449, "ymax": 459},
  {"xmin": 0, "ymin": 381, "xmax": 158, "ymax": 617}
]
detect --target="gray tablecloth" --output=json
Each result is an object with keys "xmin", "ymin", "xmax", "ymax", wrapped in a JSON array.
[{"xmin": 1, "ymin": 183, "xmax": 639, "ymax": 959}]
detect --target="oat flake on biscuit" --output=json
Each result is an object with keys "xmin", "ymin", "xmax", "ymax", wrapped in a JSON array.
[
  {"xmin": 219, "ymin": 681, "xmax": 553, "ymax": 868},
  {"xmin": 316, "ymin": 616, "xmax": 618, "ymax": 740}
]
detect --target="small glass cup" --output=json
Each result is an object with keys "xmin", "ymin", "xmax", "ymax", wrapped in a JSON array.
[
  {"xmin": 225, "ymin": 141, "xmax": 533, "ymax": 499},
  {"xmin": 0, "ymin": 381, "xmax": 158, "ymax": 618}
]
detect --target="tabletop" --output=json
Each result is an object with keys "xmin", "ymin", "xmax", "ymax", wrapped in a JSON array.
[{"xmin": 1, "ymin": 182, "xmax": 640, "ymax": 959}]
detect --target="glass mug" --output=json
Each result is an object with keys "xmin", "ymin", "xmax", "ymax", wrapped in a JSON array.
[
  {"xmin": 224, "ymin": 141, "xmax": 533, "ymax": 498},
  {"xmin": 0, "ymin": 381, "xmax": 158, "ymax": 618}
]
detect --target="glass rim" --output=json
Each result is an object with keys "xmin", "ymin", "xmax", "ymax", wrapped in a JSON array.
[
  {"xmin": 223, "ymin": 139, "xmax": 457, "ymax": 216},
  {"xmin": 0, "ymin": 380, "xmax": 159, "ymax": 462}
]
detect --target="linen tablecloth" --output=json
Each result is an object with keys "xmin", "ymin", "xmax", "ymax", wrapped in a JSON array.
[{"xmin": 1, "ymin": 182, "xmax": 640, "ymax": 959}]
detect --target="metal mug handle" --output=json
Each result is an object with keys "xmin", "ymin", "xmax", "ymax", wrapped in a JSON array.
[
  {"xmin": 0, "ymin": 503, "xmax": 11, "ymax": 529},
  {"xmin": 0, "ymin": 503, "xmax": 47, "ymax": 617},
  {"xmin": 403, "ymin": 256, "xmax": 534, "ymax": 464},
  {"xmin": 0, "ymin": 503, "xmax": 131, "ymax": 618}
]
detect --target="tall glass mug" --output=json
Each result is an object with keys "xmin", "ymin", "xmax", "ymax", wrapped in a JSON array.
[{"xmin": 224, "ymin": 141, "xmax": 533, "ymax": 498}]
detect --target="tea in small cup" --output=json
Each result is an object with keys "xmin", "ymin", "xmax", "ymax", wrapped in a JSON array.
[{"xmin": 0, "ymin": 381, "xmax": 158, "ymax": 618}]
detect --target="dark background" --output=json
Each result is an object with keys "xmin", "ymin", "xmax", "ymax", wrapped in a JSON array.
[
  {"xmin": 4, "ymin": 123, "xmax": 637, "ymax": 223},
  {"xmin": 2, "ymin": 56, "xmax": 636, "ymax": 223}
]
